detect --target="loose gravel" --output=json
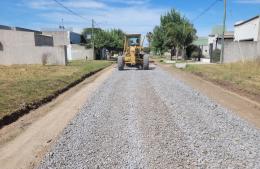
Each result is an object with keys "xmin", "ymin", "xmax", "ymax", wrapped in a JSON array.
[{"xmin": 39, "ymin": 65, "xmax": 260, "ymax": 169}]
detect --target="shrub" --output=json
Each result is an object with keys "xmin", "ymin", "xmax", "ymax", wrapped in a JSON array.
[
  {"xmin": 212, "ymin": 49, "xmax": 221, "ymax": 63},
  {"xmin": 186, "ymin": 45, "xmax": 202, "ymax": 60},
  {"xmin": 191, "ymin": 51, "xmax": 200, "ymax": 58}
]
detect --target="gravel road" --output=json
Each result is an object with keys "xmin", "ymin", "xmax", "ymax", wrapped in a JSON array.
[{"xmin": 39, "ymin": 65, "xmax": 260, "ymax": 169}]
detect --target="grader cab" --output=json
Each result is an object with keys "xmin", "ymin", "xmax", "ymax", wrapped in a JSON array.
[{"xmin": 117, "ymin": 34, "xmax": 149, "ymax": 70}]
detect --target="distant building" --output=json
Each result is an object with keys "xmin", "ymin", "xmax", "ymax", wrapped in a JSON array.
[
  {"xmin": 42, "ymin": 28, "xmax": 94, "ymax": 60},
  {"xmin": 216, "ymin": 31, "xmax": 234, "ymax": 45},
  {"xmin": 234, "ymin": 15, "xmax": 260, "ymax": 42},
  {"xmin": 41, "ymin": 29, "xmax": 82, "ymax": 45},
  {"xmin": 0, "ymin": 25, "xmax": 66, "ymax": 65},
  {"xmin": 208, "ymin": 31, "xmax": 234, "ymax": 61},
  {"xmin": 223, "ymin": 15, "xmax": 260, "ymax": 63},
  {"xmin": 193, "ymin": 37, "xmax": 209, "ymax": 57}
]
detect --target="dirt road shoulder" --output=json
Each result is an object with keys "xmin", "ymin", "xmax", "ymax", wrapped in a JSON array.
[
  {"xmin": 0, "ymin": 65, "xmax": 115, "ymax": 169},
  {"xmin": 158, "ymin": 63, "xmax": 260, "ymax": 128}
]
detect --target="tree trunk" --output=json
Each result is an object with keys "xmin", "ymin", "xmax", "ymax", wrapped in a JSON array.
[
  {"xmin": 182, "ymin": 46, "xmax": 186, "ymax": 60},
  {"xmin": 170, "ymin": 47, "xmax": 174, "ymax": 60},
  {"xmin": 176, "ymin": 47, "xmax": 179, "ymax": 60}
]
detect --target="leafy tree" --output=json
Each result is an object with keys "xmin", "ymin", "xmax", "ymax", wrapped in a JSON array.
[
  {"xmin": 82, "ymin": 27, "xmax": 102, "ymax": 48},
  {"xmin": 82, "ymin": 28, "xmax": 124, "ymax": 51},
  {"xmin": 151, "ymin": 26, "xmax": 165, "ymax": 55},
  {"xmin": 108, "ymin": 29, "xmax": 125, "ymax": 50},
  {"xmin": 151, "ymin": 9, "xmax": 197, "ymax": 59},
  {"xmin": 146, "ymin": 32, "xmax": 153, "ymax": 49}
]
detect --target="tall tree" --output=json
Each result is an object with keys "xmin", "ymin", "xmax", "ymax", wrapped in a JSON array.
[
  {"xmin": 151, "ymin": 26, "xmax": 165, "ymax": 55},
  {"xmin": 82, "ymin": 28, "xmax": 125, "ymax": 51},
  {"xmin": 146, "ymin": 32, "xmax": 153, "ymax": 49},
  {"xmin": 151, "ymin": 9, "xmax": 197, "ymax": 59}
]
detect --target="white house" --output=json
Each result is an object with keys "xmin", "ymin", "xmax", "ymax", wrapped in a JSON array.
[
  {"xmin": 223, "ymin": 15, "xmax": 260, "ymax": 63},
  {"xmin": 42, "ymin": 29, "xmax": 95, "ymax": 60},
  {"xmin": 0, "ymin": 25, "xmax": 67, "ymax": 65},
  {"xmin": 234, "ymin": 15, "xmax": 260, "ymax": 42},
  {"xmin": 208, "ymin": 31, "xmax": 234, "ymax": 62},
  {"xmin": 193, "ymin": 37, "xmax": 209, "ymax": 57}
]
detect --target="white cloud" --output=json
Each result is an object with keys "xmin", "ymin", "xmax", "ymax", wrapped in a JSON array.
[
  {"xmin": 235, "ymin": 0, "xmax": 260, "ymax": 4},
  {"xmin": 27, "ymin": 0, "xmax": 106, "ymax": 9},
  {"xmin": 103, "ymin": 0, "xmax": 151, "ymax": 5},
  {"xmin": 25, "ymin": 0, "xmax": 167, "ymax": 35},
  {"xmin": 38, "ymin": 6, "xmax": 165, "ymax": 34},
  {"xmin": 63, "ymin": 1, "xmax": 107, "ymax": 9},
  {"xmin": 28, "ymin": 0, "xmax": 55, "ymax": 9}
]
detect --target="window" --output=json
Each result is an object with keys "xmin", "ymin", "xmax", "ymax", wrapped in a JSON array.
[
  {"xmin": 0, "ymin": 42, "xmax": 3, "ymax": 51},
  {"xmin": 128, "ymin": 37, "xmax": 140, "ymax": 46}
]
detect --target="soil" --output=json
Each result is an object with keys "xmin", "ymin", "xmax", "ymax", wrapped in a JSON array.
[{"xmin": 0, "ymin": 65, "xmax": 115, "ymax": 169}]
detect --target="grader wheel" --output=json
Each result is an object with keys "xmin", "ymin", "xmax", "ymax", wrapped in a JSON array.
[
  {"xmin": 118, "ymin": 56, "xmax": 124, "ymax": 71},
  {"xmin": 143, "ymin": 54, "xmax": 149, "ymax": 70}
]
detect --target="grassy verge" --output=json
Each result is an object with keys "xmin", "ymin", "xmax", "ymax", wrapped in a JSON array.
[
  {"xmin": 185, "ymin": 61, "xmax": 260, "ymax": 101},
  {"xmin": 0, "ymin": 60, "xmax": 113, "ymax": 119}
]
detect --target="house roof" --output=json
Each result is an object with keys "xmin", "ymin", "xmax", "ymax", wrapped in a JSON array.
[
  {"xmin": 234, "ymin": 15, "xmax": 260, "ymax": 26},
  {"xmin": 216, "ymin": 31, "xmax": 234, "ymax": 39},
  {"xmin": 193, "ymin": 37, "xmax": 208, "ymax": 46},
  {"xmin": 41, "ymin": 27, "xmax": 73, "ymax": 32},
  {"xmin": 0, "ymin": 25, "xmax": 41, "ymax": 33}
]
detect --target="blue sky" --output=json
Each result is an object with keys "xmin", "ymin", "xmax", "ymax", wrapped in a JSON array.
[{"xmin": 0, "ymin": 0, "xmax": 259, "ymax": 37}]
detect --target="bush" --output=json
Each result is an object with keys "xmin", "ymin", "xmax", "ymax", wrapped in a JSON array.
[
  {"xmin": 191, "ymin": 51, "xmax": 201, "ymax": 58},
  {"xmin": 212, "ymin": 49, "xmax": 221, "ymax": 63},
  {"xmin": 186, "ymin": 45, "xmax": 202, "ymax": 60}
]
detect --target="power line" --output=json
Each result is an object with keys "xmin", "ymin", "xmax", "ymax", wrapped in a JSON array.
[
  {"xmin": 52, "ymin": 0, "xmax": 119, "ymax": 31},
  {"xmin": 52, "ymin": 0, "xmax": 91, "ymax": 23},
  {"xmin": 192, "ymin": 0, "xmax": 222, "ymax": 22}
]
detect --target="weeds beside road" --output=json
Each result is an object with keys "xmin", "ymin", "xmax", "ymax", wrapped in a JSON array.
[
  {"xmin": 0, "ymin": 60, "xmax": 113, "ymax": 120},
  {"xmin": 185, "ymin": 61, "xmax": 260, "ymax": 102}
]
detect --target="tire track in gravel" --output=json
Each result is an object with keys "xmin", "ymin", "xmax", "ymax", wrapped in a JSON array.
[
  {"xmin": 132, "ymin": 71, "xmax": 198, "ymax": 168},
  {"xmin": 38, "ymin": 65, "xmax": 260, "ymax": 169},
  {"xmin": 146, "ymin": 66, "xmax": 260, "ymax": 168}
]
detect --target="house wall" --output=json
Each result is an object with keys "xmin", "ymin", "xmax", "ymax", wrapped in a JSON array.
[
  {"xmin": 70, "ymin": 44, "xmax": 94, "ymax": 60},
  {"xmin": 42, "ymin": 31, "xmax": 94, "ymax": 61},
  {"xmin": 0, "ymin": 29, "xmax": 67, "ymax": 65},
  {"xmin": 234, "ymin": 17, "xmax": 260, "ymax": 41},
  {"xmin": 42, "ymin": 31, "xmax": 70, "ymax": 46},
  {"xmin": 34, "ymin": 34, "xmax": 54, "ymax": 46},
  {"xmin": 200, "ymin": 45, "xmax": 209, "ymax": 58},
  {"xmin": 224, "ymin": 41, "xmax": 260, "ymax": 63}
]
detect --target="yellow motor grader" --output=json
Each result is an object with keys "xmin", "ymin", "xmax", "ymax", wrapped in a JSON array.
[{"xmin": 117, "ymin": 34, "xmax": 149, "ymax": 70}]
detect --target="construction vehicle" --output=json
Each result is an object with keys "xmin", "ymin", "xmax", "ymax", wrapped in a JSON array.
[{"xmin": 117, "ymin": 34, "xmax": 149, "ymax": 70}]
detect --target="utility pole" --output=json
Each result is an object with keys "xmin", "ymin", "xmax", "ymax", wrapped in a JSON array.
[
  {"xmin": 220, "ymin": 0, "xmax": 227, "ymax": 64},
  {"xmin": 92, "ymin": 19, "xmax": 95, "ymax": 59}
]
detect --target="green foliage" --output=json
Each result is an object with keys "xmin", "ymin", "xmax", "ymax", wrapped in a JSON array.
[
  {"xmin": 82, "ymin": 28, "xmax": 124, "ymax": 51},
  {"xmin": 186, "ymin": 45, "xmax": 202, "ymax": 59},
  {"xmin": 151, "ymin": 26, "xmax": 165, "ymax": 54},
  {"xmin": 143, "ymin": 47, "xmax": 150, "ymax": 53},
  {"xmin": 191, "ymin": 50, "xmax": 202, "ymax": 59},
  {"xmin": 146, "ymin": 32, "xmax": 153, "ymax": 48},
  {"xmin": 212, "ymin": 49, "xmax": 221, "ymax": 63},
  {"xmin": 151, "ymin": 9, "xmax": 197, "ymax": 54}
]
